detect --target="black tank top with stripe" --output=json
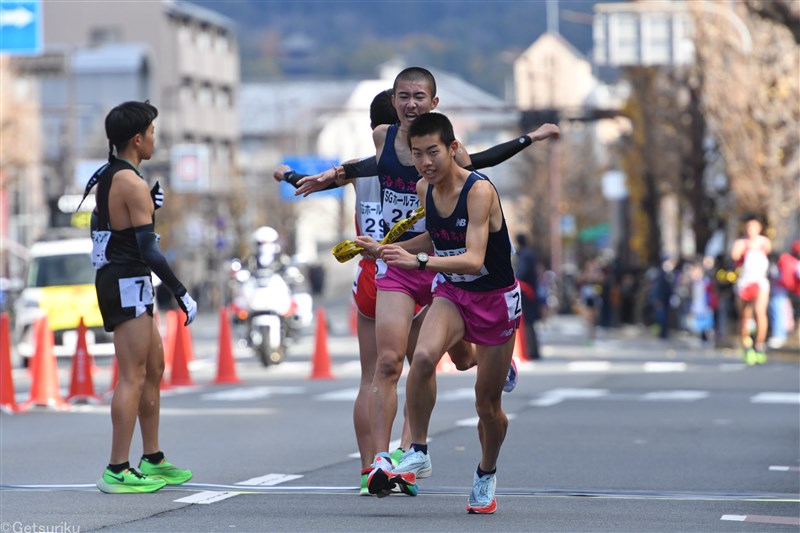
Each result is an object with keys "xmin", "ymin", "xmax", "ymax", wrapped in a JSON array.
[
  {"xmin": 425, "ymin": 172, "xmax": 515, "ymax": 291},
  {"xmin": 377, "ymin": 124, "xmax": 425, "ymax": 243}
]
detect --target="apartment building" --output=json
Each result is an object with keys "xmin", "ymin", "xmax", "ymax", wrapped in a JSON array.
[{"xmin": 42, "ymin": 0, "xmax": 240, "ymax": 193}]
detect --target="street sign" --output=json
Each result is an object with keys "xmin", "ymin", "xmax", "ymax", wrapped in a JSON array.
[
  {"xmin": 0, "ymin": 1, "xmax": 41, "ymax": 55},
  {"xmin": 170, "ymin": 144, "xmax": 210, "ymax": 192}
]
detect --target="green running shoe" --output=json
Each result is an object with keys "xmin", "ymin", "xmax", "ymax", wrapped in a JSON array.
[
  {"xmin": 754, "ymin": 351, "xmax": 767, "ymax": 364},
  {"xmin": 743, "ymin": 348, "xmax": 758, "ymax": 366},
  {"xmin": 138, "ymin": 457, "xmax": 193, "ymax": 485},
  {"xmin": 389, "ymin": 447, "xmax": 404, "ymax": 468},
  {"xmin": 360, "ymin": 469, "xmax": 371, "ymax": 496},
  {"xmin": 96, "ymin": 467, "xmax": 166, "ymax": 494}
]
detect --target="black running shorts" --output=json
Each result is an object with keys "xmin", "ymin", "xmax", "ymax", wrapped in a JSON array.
[{"xmin": 95, "ymin": 263, "xmax": 155, "ymax": 332}]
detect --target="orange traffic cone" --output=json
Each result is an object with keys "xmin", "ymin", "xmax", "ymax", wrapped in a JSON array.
[
  {"xmin": 170, "ymin": 315, "xmax": 195, "ymax": 386},
  {"xmin": 67, "ymin": 318, "xmax": 101, "ymax": 403},
  {"xmin": 309, "ymin": 307, "xmax": 334, "ymax": 379},
  {"xmin": 513, "ymin": 318, "xmax": 528, "ymax": 363},
  {"xmin": 0, "ymin": 312, "xmax": 19, "ymax": 413},
  {"xmin": 436, "ymin": 352, "xmax": 457, "ymax": 374},
  {"xmin": 214, "ymin": 307, "xmax": 241, "ymax": 384},
  {"xmin": 182, "ymin": 314, "xmax": 196, "ymax": 362},
  {"xmin": 21, "ymin": 316, "xmax": 68, "ymax": 410}
]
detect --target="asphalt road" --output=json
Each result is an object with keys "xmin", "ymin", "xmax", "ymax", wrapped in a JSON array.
[{"xmin": 1, "ymin": 310, "xmax": 798, "ymax": 533}]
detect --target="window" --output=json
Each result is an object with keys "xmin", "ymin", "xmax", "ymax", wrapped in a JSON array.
[
  {"xmin": 198, "ymin": 83, "xmax": 212, "ymax": 107},
  {"xmin": 197, "ymin": 24, "xmax": 211, "ymax": 50},
  {"xmin": 217, "ymin": 86, "xmax": 232, "ymax": 108},
  {"xmin": 89, "ymin": 26, "xmax": 121, "ymax": 46}
]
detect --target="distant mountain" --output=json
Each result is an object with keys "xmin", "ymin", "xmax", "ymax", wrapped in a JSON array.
[{"xmin": 194, "ymin": 0, "xmax": 615, "ymax": 96}]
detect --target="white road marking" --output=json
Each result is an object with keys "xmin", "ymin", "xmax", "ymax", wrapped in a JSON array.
[
  {"xmin": 643, "ymin": 362, "xmax": 687, "ymax": 373},
  {"xmin": 721, "ymin": 514, "xmax": 800, "ymax": 526},
  {"xmin": 641, "ymin": 390, "xmax": 709, "ymax": 401},
  {"xmin": 456, "ymin": 413, "xmax": 516, "ymax": 427},
  {"xmin": 721, "ymin": 515, "xmax": 747, "ymax": 522},
  {"xmin": 567, "ymin": 361, "xmax": 611, "ymax": 372},
  {"xmin": 174, "ymin": 473, "xmax": 303, "ymax": 505},
  {"xmin": 201, "ymin": 386, "xmax": 305, "ymax": 401},
  {"xmin": 315, "ymin": 388, "xmax": 359, "ymax": 401},
  {"xmin": 530, "ymin": 388, "xmax": 609, "ymax": 407},
  {"xmin": 751, "ymin": 392, "xmax": 800, "ymax": 404},
  {"xmin": 769, "ymin": 466, "xmax": 800, "ymax": 472}
]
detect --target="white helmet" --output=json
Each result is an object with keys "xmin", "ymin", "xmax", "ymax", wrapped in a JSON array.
[
  {"xmin": 252, "ymin": 226, "xmax": 279, "ymax": 246},
  {"xmin": 252, "ymin": 226, "xmax": 280, "ymax": 268}
]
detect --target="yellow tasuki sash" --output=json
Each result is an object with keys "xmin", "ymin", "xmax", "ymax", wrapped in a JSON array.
[{"xmin": 332, "ymin": 206, "xmax": 425, "ymax": 263}]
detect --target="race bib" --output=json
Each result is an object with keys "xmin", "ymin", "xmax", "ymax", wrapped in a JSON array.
[
  {"xmin": 91, "ymin": 230, "xmax": 111, "ymax": 270},
  {"xmin": 118, "ymin": 276, "xmax": 154, "ymax": 308},
  {"xmin": 359, "ymin": 201, "xmax": 383, "ymax": 241},
  {"xmin": 437, "ymin": 247, "xmax": 488, "ymax": 284},
  {"xmin": 382, "ymin": 190, "xmax": 425, "ymax": 235},
  {"xmin": 504, "ymin": 284, "xmax": 523, "ymax": 321}
]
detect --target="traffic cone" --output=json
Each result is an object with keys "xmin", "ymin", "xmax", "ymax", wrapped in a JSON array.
[
  {"xmin": 170, "ymin": 315, "xmax": 195, "ymax": 386},
  {"xmin": 21, "ymin": 316, "xmax": 68, "ymax": 410},
  {"xmin": 182, "ymin": 314, "xmax": 196, "ymax": 362},
  {"xmin": 214, "ymin": 307, "xmax": 241, "ymax": 384},
  {"xmin": 436, "ymin": 352, "xmax": 457, "ymax": 373},
  {"xmin": 159, "ymin": 311, "xmax": 179, "ymax": 390},
  {"xmin": 513, "ymin": 318, "xmax": 529, "ymax": 363},
  {"xmin": 67, "ymin": 317, "xmax": 101, "ymax": 403},
  {"xmin": 309, "ymin": 307, "xmax": 334, "ymax": 379},
  {"xmin": 0, "ymin": 312, "xmax": 20, "ymax": 413}
]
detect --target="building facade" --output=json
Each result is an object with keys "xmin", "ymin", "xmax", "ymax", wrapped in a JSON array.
[{"xmin": 41, "ymin": 0, "xmax": 240, "ymax": 194}]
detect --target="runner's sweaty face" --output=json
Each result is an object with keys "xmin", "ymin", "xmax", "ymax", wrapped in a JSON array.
[{"xmin": 392, "ymin": 80, "xmax": 438, "ymax": 129}]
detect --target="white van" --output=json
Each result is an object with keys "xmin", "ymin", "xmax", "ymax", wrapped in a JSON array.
[{"xmin": 13, "ymin": 238, "xmax": 114, "ymax": 365}]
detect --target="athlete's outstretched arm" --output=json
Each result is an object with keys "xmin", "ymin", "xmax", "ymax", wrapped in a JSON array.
[{"xmin": 467, "ymin": 123, "xmax": 560, "ymax": 170}]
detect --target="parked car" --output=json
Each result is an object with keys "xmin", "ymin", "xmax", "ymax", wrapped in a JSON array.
[{"xmin": 13, "ymin": 238, "xmax": 113, "ymax": 366}]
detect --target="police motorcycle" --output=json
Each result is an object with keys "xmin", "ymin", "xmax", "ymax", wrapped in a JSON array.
[{"xmin": 235, "ymin": 227, "xmax": 295, "ymax": 366}]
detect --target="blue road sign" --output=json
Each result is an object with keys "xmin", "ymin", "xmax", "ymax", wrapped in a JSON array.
[
  {"xmin": 0, "ymin": 0, "xmax": 41, "ymax": 55},
  {"xmin": 279, "ymin": 156, "xmax": 344, "ymax": 201}
]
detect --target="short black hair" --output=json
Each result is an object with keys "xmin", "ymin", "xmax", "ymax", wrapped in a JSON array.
[
  {"xmin": 407, "ymin": 112, "xmax": 455, "ymax": 148},
  {"xmin": 370, "ymin": 89, "xmax": 397, "ymax": 130},
  {"xmin": 741, "ymin": 212, "xmax": 764, "ymax": 225},
  {"xmin": 394, "ymin": 67, "xmax": 437, "ymax": 97},
  {"xmin": 105, "ymin": 100, "xmax": 158, "ymax": 157}
]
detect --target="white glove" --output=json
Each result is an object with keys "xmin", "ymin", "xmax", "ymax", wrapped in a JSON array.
[
  {"xmin": 176, "ymin": 292, "xmax": 197, "ymax": 326},
  {"xmin": 150, "ymin": 181, "xmax": 165, "ymax": 210}
]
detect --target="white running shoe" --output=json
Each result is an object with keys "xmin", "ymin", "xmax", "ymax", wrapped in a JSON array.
[
  {"xmin": 466, "ymin": 471, "xmax": 497, "ymax": 514},
  {"xmin": 392, "ymin": 448, "xmax": 432, "ymax": 479}
]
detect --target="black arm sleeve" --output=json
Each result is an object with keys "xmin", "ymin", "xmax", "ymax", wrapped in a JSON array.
[
  {"xmin": 342, "ymin": 156, "xmax": 378, "ymax": 179},
  {"xmin": 283, "ymin": 170, "xmax": 339, "ymax": 190},
  {"xmin": 468, "ymin": 135, "xmax": 533, "ymax": 170},
  {"xmin": 134, "ymin": 224, "xmax": 186, "ymax": 297}
]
